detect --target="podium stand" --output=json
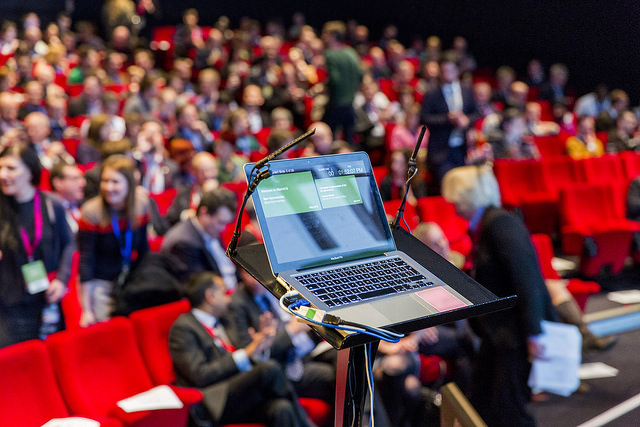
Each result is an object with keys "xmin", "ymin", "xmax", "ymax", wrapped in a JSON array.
[{"xmin": 229, "ymin": 227, "xmax": 515, "ymax": 426}]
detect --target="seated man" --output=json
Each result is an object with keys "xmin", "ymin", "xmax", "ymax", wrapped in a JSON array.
[
  {"xmin": 162, "ymin": 188, "xmax": 238, "ymax": 289},
  {"xmin": 169, "ymin": 272, "xmax": 314, "ymax": 427},
  {"xmin": 227, "ymin": 263, "xmax": 336, "ymax": 404}
]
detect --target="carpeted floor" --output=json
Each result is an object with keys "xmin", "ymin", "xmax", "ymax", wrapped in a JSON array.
[{"xmin": 529, "ymin": 265, "xmax": 640, "ymax": 427}]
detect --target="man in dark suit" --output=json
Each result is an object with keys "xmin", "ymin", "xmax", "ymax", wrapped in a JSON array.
[
  {"xmin": 169, "ymin": 272, "xmax": 314, "ymax": 427},
  {"xmin": 442, "ymin": 165, "xmax": 557, "ymax": 427},
  {"xmin": 420, "ymin": 54, "xmax": 478, "ymax": 194},
  {"xmin": 161, "ymin": 188, "xmax": 237, "ymax": 289},
  {"xmin": 227, "ymin": 265, "xmax": 336, "ymax": 404},
  {"xmin": 67, "ymin": 76, "xmax": 104, "ymax": 117}
]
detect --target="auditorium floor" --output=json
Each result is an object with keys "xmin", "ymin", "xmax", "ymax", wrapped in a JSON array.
[{"xmin": 529, "ymin": 265, "xmax": 640, "ymax": 427}]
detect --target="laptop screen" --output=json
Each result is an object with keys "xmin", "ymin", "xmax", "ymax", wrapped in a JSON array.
[{"xmin": 245, "ymin": 152, "xmax": 396, "ymax": 274}]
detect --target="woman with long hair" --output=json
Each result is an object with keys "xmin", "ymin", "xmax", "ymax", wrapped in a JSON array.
[
  {"xmin": 77, "ymin": 154, "xmax": 150, "ymax": 326},
  {"xmin": 0, "ymin": 143, "xmax": 73, "ymax": 347}
]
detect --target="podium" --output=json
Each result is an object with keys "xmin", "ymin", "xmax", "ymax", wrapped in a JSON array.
[{"xmin": 229, "ymin": 226, "xmax": 515, "ymax": 426}]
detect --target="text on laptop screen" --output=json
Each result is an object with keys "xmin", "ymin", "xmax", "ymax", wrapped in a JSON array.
[{"xmin": 246, "ymin": 153, "xmax": 396, "ymax": 273}]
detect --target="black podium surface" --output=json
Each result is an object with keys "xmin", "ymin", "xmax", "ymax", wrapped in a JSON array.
[{"xmin": 229, "ymin": 226, "xmax": 515, "ymax": 350}]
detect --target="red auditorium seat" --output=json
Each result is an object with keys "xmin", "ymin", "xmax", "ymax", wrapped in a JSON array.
[
  {"xmin": 129, "ymin": 301, "xmax": 332, "ymax": 427},
  {"xmin": 149, "ymin": 188, "xmax": 178, "ymax": 217},
  {"xmin": 0, "ymin": 339, "xmax": 121, "ymax": 427},
  {"xmin": 620, "ymin": 151, "xmax": 640, "ymax": 182},
  {"xmin": 372, "ymin": 165, "xmax": 387, "ymax": 188},
  {"xmin": 493, "ymin": 159, "xmax": 558, "ymax": 235},
  {"xmin": 559, "ymin": 183, "xmax": 639, "ymax": 276},
  {"xmin": 532, "ymin": 134, "xmax": 566, "ymax": 158},
  {"xmin": 531, "ymin": 233, "xmax": 601, "ymax": 312},
  {"xmin": 60, "ymin": 251, "xmax": 82, "ymax": 330},
  {"xmin": 416, "ymin": 196, "xmax": 472, "ymax": 259},
  {"xmin": 576, "ymin": 155, "xmax": 624, "ymax": 185},
  {"xmin": 46, "ymin": 317, "xmax": 202, "ymax": 427},
  {"xmin": 129, "ymin": 299, "xmax": 192, "ymax": 385}
]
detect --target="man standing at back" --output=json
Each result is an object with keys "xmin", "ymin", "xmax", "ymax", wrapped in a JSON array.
[
  {"xmin": 322, "ymin": 20, "xmax": 362, "ymax": 145},
  {"xmin": 420, "ymin": 53, "xmax": 478, "ymax": 194}
]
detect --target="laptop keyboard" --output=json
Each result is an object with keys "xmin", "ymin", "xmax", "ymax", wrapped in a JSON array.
[{"xmin": 295, "ymin": 257, "xmax": 435, "ymax": 308}]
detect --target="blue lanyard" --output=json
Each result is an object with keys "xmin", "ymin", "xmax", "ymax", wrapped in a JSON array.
[{"xmin": 111, "ymin": 213, "xmax": 132, "ymax": 268}]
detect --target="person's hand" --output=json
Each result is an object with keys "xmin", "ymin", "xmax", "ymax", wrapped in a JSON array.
[
  {"xmin": 80, "ymin": 310, "xmax": 96, "ymax": 327},
  {"xmin": 419, "ymin": 327, "xmax": 440, "ymax": 345},
  {"xmin": 527, "ymin": 335, "xmax": 545, "ymax": 360},
  {"xmin": 46, "ymin": 278, "xmax": 66, "ymax": 303},
  {"xmin": 285, "ymin": 317, "xmax": 311, "ymax": 336}
]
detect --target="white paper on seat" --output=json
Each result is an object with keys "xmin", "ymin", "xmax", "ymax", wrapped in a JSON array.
[
  {"xmin": 607, "ymin": 290, "xmax": 640, "ymax": 304},
  {"xmin": 41, "ymin": 417, "xmax": 100, "ymax": 427},
  {"xmin": 579, "ymin": 362, "xmax": 619, "ymax": 380},
  {"xmin": 116, "ymin": 385, "xmax": 184, "ymax": 413},
  {"xmin": 528, "ymin": 320, "xmax": 581, "ymax": 397}
]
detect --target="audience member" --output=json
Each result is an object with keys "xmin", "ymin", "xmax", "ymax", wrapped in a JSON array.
[
  {"xmin": 77, "ymin": 155, "xmax": 151, "ymax": 325},
  {"xmin": 224, "ymin": 108, "xmax": 260, "ymax": 155},
  {"xmin": 227, "ymin": 263, "xmax": 336, "ymax": 403},
  {"xmin": 524, "ymin": 102, "xmax": 560, "ymax": 136},
  {"xmin": 67, "ymin": 75, "xmax": 104, "ymax": 117},
  {"xmin": 168, "ymin": 271, "xmax": 314, "ymax": 427},
  {"xmin": 574, "ymin": 83, "xmax": 610, "ymax": 118},
  {"xmin": 420, "ymin": 53, "xmax": 478, "ymax": 194},
  {"xmin": 595, "ymin": 89, "xmax": 629, "ymax": 133},
  {"xmin": 566, "ymin": 115, "xmax": 604, "ymax": 159},
  {"xmin": 173, "ymin": 8, "xmax": 204, "ymax": 58},
  {"xmin": 48, "ymin": 159, "xmax": 86, "ymax": 232},
  {"xmin": 0, "ymin": 143, "xmax": 73, "ymax": 347},
  {"xmin": 379, "ymin": 148, "xmax": 427, "ymax": 203},
  {"xmin": 302, "ymin": 121, "xmax": 334, "ymax": 157},
  {"xmin": 132, "ymin": 119, "xmax": 181, "ymax": 193},
  {"xmin": 607, "ymin": 110, "xmax": 640, "ymax": 153},
  {"xmin": 539, "ymin": 63, "xmax": 571, "ymax": 105},
  {"xmin": 172, "ymin": 103, "xmax": 214, "ymax": 152},
  {"xmin": 24, "ymin": 111, "xmax": 73, "ymax": 169},
  {"xmin": 162, "ymin": 187, "xmax": 238, "ymax": 289},
  {"xmin": 214, "ymin": 130, "xmax": 248, "ymax": 183},
  {"xmin": 322, "ymin": 20, "xmax": 363, "ymax": 144},
  {"xmin": 488, "ymin": 108, "xmax": 540, "ymax": 160}
]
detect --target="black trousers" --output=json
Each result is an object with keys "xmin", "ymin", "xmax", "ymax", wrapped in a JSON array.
[{"xmin": 217, "ymin": 361, "xmax": 313, "ymax": 427}]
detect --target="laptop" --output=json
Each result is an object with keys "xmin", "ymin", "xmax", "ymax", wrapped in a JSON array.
[{"xmin": 244, "ymin": 152, "xmax": 471, "ymax": 328}]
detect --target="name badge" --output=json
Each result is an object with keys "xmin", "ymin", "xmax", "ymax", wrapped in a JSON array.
[{"xmin": 21, "ymin": 260, "xmax": 50, "ymax": 295}]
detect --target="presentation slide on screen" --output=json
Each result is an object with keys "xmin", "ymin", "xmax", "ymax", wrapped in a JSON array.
[{"xmin": 258, "ymin": 171, "xmax": 363, "ymax": 217}]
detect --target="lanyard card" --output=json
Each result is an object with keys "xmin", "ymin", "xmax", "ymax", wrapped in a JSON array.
[{"xmin": 21, "ymin": 259, "xmax": 50, "ymax": 295}]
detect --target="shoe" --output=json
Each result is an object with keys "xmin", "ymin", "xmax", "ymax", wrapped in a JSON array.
[{"xmin": 583, "ymin": 335, "xmax": 617, "ymax": 352}]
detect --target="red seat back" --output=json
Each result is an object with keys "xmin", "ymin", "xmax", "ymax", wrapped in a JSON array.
[
  {"xmin": 129, "ymin": 299, "xmax": 192, "ymax": 385},
  {"xmin": 577, "ymin": 155, "xmax": 624, "ymax": 185},
  {"xmin": 149, "ymin": 188, "xmax": 178, "ymax": 217},
  {"xmin": 620, "ymin": 151, "xmax": 640, "ymax": 182},
  {"xmin": 0, "ymin": 340, "xmax": 70, "ymax": 425},
  {"xmin": 47, "ymin": 317, "xmax": 155, "ymax": 418},
  {"xmin": 530, "ymin": 234, "xmax": 561, "ymax": 280}
]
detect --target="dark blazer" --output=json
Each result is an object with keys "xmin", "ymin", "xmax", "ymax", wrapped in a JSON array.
[
  {"xmin": 165, "ymin": 186, "xmax": 193, "ymax": 226},
  {"xmin": 161, "ymin": 218, "xmax": 221, "ymax": 283},
  {"xmin": 469, "ymin": 206, "xmax": 556, "ymax": 427},
  {"xmin": 168, "ymin": 312, "xmax": 239, "ymax": 420},
  {"xmin": 473, "ymin": 206, "xmax": 556, "ymax": 346},
  {"xmin": 227, "ymin": 286, "xmax": 293, "ymax": 364},
  {"xmin": 420, "ymin": 84, "xmax": 478, "ymax": 174}
]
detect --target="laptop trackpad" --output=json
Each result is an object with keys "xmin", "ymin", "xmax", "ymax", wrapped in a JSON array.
[{"xmin": 333, "ymin": 295, "xmax": 434, "ymax": 328}]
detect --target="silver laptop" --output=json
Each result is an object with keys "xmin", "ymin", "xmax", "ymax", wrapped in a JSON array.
[{"xmin": 245, "ymin": 152, "xmax": 471, "ymax": 328}]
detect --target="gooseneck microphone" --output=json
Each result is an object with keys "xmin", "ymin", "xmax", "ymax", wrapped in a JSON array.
[
  {"xmin": 226, "ymin": 128, "xmax": 316, "ymax": 257},
  {"xmin": 253, "ymin": 128, "xmax": 316, "ymax": 170},
  {"xmin": 390, "ymin": 125, "xmax": 427, "ymax": 230}
]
